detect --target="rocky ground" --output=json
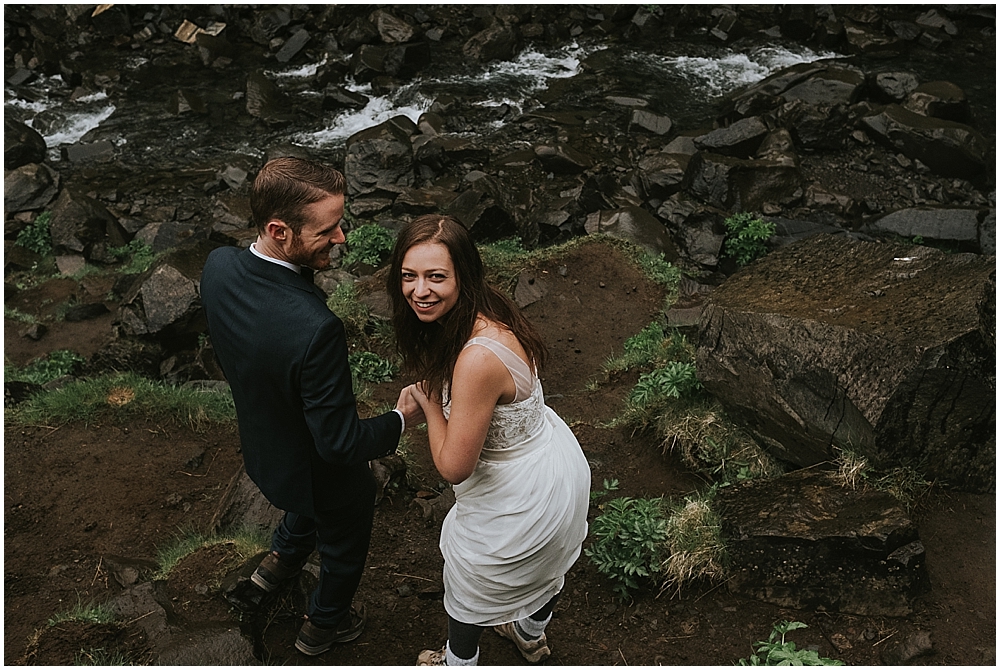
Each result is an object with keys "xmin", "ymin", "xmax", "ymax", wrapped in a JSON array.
[{"xmin": 5, "ymin": 242, "xmax": 994, "ymax": 666}]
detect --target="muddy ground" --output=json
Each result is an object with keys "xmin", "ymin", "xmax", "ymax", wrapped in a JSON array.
[{"xmin": 4, "ymin": 242, "xmax": 995, "ymax": 665}]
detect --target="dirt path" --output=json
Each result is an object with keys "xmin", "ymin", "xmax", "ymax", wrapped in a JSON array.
[{"xmin": 4, "ymin": 243, "xmax": 995, "ymax": 665}]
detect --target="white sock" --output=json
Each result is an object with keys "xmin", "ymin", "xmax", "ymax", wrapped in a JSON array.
[
  {"xmin": 517, "ymin": 613, "xmax": 551, "ymax": 639},
  {"xmin": 445, "ymin": 640, "xmax": 479, "ymax": 666}
]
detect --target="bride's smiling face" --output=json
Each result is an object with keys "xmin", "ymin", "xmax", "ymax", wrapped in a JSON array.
[{"xmin": 401, "ymin": 242, "xmax": 459, "ymax": 323}]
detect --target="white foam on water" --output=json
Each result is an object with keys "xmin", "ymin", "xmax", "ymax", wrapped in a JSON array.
[
  {"xmin": 292, "ymin": 90, "xmax": 434, "ymax": 147},
  {"xmin": 41, "ymin": 105, "xmax": 117, "ymax": 147},
  {"xmin": 657, "ymin": 44, "xmax": 841, "ymax": 98},
  {"xmin": 268, "ymin": 57, "xmax": 328, "ymax": 80},
  {"xmin": 4, "ymin": 94, "xmax": 49, "ymax": 113}
]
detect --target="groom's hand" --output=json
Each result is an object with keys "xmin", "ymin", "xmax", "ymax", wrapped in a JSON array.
[{"xmin": 395, "ymin": 385, "xmax": 425, "ymax": 429}]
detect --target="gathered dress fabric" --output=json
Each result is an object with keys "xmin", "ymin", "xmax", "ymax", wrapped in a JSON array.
[{"xmin": 440, "ymin": 337, "xmax": 592, "ymax": 626}]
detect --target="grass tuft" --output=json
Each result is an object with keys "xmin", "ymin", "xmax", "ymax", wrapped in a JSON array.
[
  {"xmin": 660, "ymin": 491, "xmax": 727, "ymax": 596},
  {"xmin": 154, "ymin": 525, "xmax": 270, "ymax": 580},
  {"xmin": 48, "ymin": 597, "xmax": 116, "ymax": 627}
]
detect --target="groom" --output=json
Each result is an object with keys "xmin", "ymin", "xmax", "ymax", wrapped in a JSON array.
[{"xmin": 201, "ymin": 157, "xmax": 422, "ymax": 655}]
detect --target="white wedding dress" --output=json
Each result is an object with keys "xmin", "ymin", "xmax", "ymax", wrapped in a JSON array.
[{"xmin": 440, "ymin": 336, "xmax": 592, "ymax": 626}]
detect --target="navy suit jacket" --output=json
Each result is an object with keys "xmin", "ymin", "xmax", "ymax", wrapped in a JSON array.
[{"xmin": 200, "ymin": 246, "xmax": 401, "ymax": 517}]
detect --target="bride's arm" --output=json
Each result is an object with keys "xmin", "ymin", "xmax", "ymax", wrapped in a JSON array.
[{"xmin": 413, "ymin": 346, "xmax": 511, "ymax": 485}]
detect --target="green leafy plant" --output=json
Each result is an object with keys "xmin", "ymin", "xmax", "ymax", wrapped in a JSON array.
[
  {"xmin": 109, "ymin": 240, "xmax": 157, "ymax": 275},
  {"xmin": 327, "ymin": 281, "xmax": 370, "ymax": 338},
  {"xmin": 739, "ymin": 621, "xmax": 844, "ymax": 666},
  {"xmin": 348, "ymin": 351, "xmax": 398, "ymax": 384},
  {"xmin": 342, "ymin": 224, "xmax": 394, "ymax": 268},
  {"xmin": 5, "ymin": 306, "xmax": 39, "ymax": 324},
  {"xmin": 628, "ymin": 362, "xmax": 701, "ymax": 407},
  {"xmin": 15, "ymin": 211, "xmax": 53, "ymax": 255},
  {"xmin": 589, "ymin": 478, "xmax": 620, "ymax": 503},
  {"xmin": 5, "ymin": 349, "xmax": 85, "ymax": 386},
  {"xmin": 722, "ymin": 212, "xmax": 775, "ymax": 266},
  {"xmin": 585, "ymin": 496, "xmax": 668, "ymax": 598}
]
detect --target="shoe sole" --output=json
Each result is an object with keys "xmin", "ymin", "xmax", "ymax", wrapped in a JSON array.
[
  {"xmin": 250, "ymin": 568, "xmax": 301, "ymax": 593},
  {"xmin": 494, "ymin": 624, "xmax": 551, "ymax": 663}
]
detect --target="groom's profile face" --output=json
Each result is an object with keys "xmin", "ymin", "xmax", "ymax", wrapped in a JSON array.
[{"xmin": 287, "ymin": 193, "xmax": 346, "ymax": 270}]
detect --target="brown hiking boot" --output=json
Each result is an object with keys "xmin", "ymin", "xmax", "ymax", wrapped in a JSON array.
[
  {"xmin": 494, "ymin": 621, "xmax": 551, "ymax": 663},
  {"xmin": 250, "ymin": 551, "xmax": 304, "ymax": 593},
  {"xmin": 416, "ymin": 645, "xmax": 447, "ymax": 665},
  {"xmin": 295, "ymin": 605, "xmax": 367, "ymax": 655}
]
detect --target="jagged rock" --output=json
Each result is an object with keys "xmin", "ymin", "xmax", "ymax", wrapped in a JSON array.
[
  {"xmin": 4, "ymin": 162, "xmax": 60, "ymax": 213},
  {"xmin": 248, "ymin": 6, "xmax": 290, "ymax": 46},
  {"xmin": 803, "ymin": 183, "xmax": 858, "ymax": 218},
  {"xmin": 155, "ymin": 624, "xmax": 258, "ymax": 665},
  {"xmin": 463, "ymin": 22, "xmax": 518, "ymax": 62},
  {"xmin": 195, "ymin": 32, "xmax": 234, "ymax": 67},
  {"xmin": 352, "ymin": 42, "xmax": 431, "ymax": 82},
  {"xmin": 275, "ymin": 28, "xmax": 309, "ymax": 63},
  {"xmin": 777, "ymin": 99, "xmax": 852, "ymax": 151},
  {"xmin": 135, "ymin": 221, "xmax": 209, "ymax": 253},
  {"xmin": 584, "ymin": 205, "xmax": 678, "ymax": 259},
  {"xmin": 682, "ymin": 152, "xmax": 801, "ymax": 213},
  {"xmin": 48, "ymin": 187, "xmax": 127, "ymax": 258},
  {"xmin": 104, "ymin": 555, "xmax": 158, "ymax": 588},
  {"xmin": 866, "ymin": 207, "xmax": 988, "ymax": 252},
  {"xmin": 107, "ymin": 582, "xmax": 169, "ymax": 641},
  {"xmin": 338, "ymin": 15, "xmax": 379, "ymax": 52},
  {"xmin": 370, "ymin": 9, "xmax": 414, "ymax": 44},
  {"xmin": 767, "ymin": 216, "xmax": 860, "ymax": 249},
  {"xmin": 629, "ymin": 109, "xmax": 673, "ymax": 136},
  {"xmin": 117, "ymin": 240, "xmax": 219, "ymax": 346},
  {"xmin": 444, "ymin": 175, "xmax": 536, "ymax": 245},
  {"xmin": 843, "ymin": 19, "xmax": 904, "ymax": 55},
  {"xmin": 63, "ymin": 302, "xmax": 110, "ymax": 322},
  {"xmin": 322, "ymin": 86, "xmax": 369, "ymax": 111},
  {"xmin": 904, "ymin": 81, "xmax": 971, "ymax": 123},
  {"xmin": 534, "ymin": 143, "xmax": 593, "ymax": 174},
  {"xmin": 981, "ymin": 207, "xmax": 996, "ymax": 256},
  {"xmin": 635, "ymin": 152, "xmax": 688, "ymax": 200},
  {"xmin": 4, "ymin": 118, "xmax": 48, "ymax": 170},
  {"xmin": 860, "ymin": 104, "xmax": 987, "ymax": 179},
  {"xmin": 780, "ymin": 65, "xmax": 865, "ymax": 107},
  {"xmin": 60, "ymin": 140, "xmax": 115, "ymax": 162},
  {"xmin": 873, "ymin": 72, "xmax": 921, "ymax": 102},
  {"xmin": 694, "ymin": 116, "xmax": 769, "ymax": 159},
  {"xmin": 716, "ymin": 468, "xmax": 930, "ymax": 616},
  {"xmin": 5, "ymin": 380, "xmax": 42, "ymax": 407},
  {"xmin": 915, "ymin": 8, "xmax": 958, "ymax": 36},
  {"xmin": 413, "ymin": 135, "xmax": 489, "ymax": 174},
  {"xmin": 657, "ymin": 196, "xmax": 725, "ymax": 268},
  {"xmin": 697, "ymin": 234, "xmax": 995, "ymax": 492},
  {"xmin": 392, "ymin": 185, "xmax": 459, "ymax": 216},
  {"xmin": 245, "ymin": 70, "xmax": 293, "ymax": 123},
  {"xmin": 724, "ymin": 62, "xmax": 823, "ymax": 120},
  {"xmin": 344, "ymin": 117, "xmax": 416, "ymax": 197},
  {"xmin": 209, "ymin": 465, "xmax": 283, "ymax": 534},
  {"xmin": 168, "ymin": 88, "xmax": 207, "ymax": 115}
]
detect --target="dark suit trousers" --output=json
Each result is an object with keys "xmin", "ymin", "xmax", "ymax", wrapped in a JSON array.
[{"xmin": 270, "ymin": 469, "xmax": 376, "ymax": 627}]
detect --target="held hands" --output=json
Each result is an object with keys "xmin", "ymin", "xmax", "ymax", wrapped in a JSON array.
[{"xmin": 394, "ymin": 385, "xmax": 425, "ymax": 428}]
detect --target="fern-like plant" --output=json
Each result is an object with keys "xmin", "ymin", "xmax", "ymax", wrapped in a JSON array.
[
  {"xmin": 342, "ymin": 224, "xmax": 395, "ymax": 268},
  {"xmin": 15, "ymin": 211, "xmax": 53, "ymax": 256},
  {"xmin": 585, "ymin": 496, "xmax": 668, "ymax": 598},
  {"xmin": 722, "ymin": 212, "xmax": 775, "ymax": 266},
  {"xmin": 629, "ymin": 361, "xmax": 701, "ymax": 407}
]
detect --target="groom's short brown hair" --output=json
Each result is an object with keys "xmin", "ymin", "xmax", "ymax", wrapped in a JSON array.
[{"xmin": 250, "ymin": 157, "xmax": 345, "ymax": 233}]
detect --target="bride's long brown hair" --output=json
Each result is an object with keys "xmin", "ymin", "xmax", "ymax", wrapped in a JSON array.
[{"xmin": 387, "ymin": 215, "xmax": 547, "ymax": 400}]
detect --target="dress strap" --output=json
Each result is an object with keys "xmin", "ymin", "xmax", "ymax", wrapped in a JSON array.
[{"xmin": 464, "ymin": 336, "xmax": 535, "ymax": 403}]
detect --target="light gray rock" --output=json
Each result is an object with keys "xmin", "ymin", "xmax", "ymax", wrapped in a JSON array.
[
  {"xmin": 629, "ymin": 109, "xmax": 673, "ymax": 136},
  {"xmin": 4, "ymin": 162, "xmax": 60, "ymax": 212},
  {"xmin": 344, "ymin": 117, "xmax": 416, "ymax": 197},
  {"xmin": 874, "ymin": 71, "xmax": 921, "ymax": 102},
  {"xmin": 904, "ymin": 81, "xmax": 971, "ymax": 123},
  {"xmin": 370, "ymin": 9, "xmax": 414, "ymax": 44},
  {"xmin": 866, "ymin": 207, "xmax": 983, "ymax": 247},
  {"xmin": 694, "ymin": 116, "xmax": 769, "ymax": 159}
]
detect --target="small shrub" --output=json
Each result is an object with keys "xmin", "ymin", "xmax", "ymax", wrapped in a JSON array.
[
  {"xmin": 5, "ymin": 349, "xmax": 84, "ymax": 386},
  {"xmin": 348, "ymin": 351, "xmax": 398, "ymax": 384},
  {"xmin": 342, "ymin": 224, "xmax": 394, "ymax": 268},
  {"xmin": 722, "ymin": 212, "xmax": 775, "ymax": 266},
  {"xmin": 5, "ymin": 307, "xmax": 38, "ymax": 324},
  {"xmin": 628, "ymin": 362, "xmax": 701, "ymax": 407},
  {"xmin": 739, "ymin": 621, "xmax": 844, "ymax": 666},
  {"xmin": 15, "ymin": 211, "xmax": 53, "ymax": 256},
  {"xmin": 585, "ymin": 496, "xmax": 668, "ymax": 598},
  {"xmin": 589, "ymin": 478, "xmax": 620, "ymax": 503},
  {"xmin": 109, "ymin": 240, "xmax": 157, "ymax": 275},
  {"xmin": 327, "ymin": 282, "xmax": 369, "ymax": 338}
]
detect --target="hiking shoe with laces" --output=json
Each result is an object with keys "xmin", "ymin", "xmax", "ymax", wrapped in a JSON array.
[
  {"xmin": 250, "ymin": 551, "xmax": 304, "ymax": 593},
  {"xmin": 295, "ymin": 605, "xmax": 367, "ymax": 655},
  {"xmin": 416, "ymin": 645, "xmax": 447, "ymax": 665},
  {"xmin": 494, "ymin": 621, "xmax": 551, "ymax": 663}
]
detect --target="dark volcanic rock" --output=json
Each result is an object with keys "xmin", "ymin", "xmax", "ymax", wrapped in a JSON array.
[
  {"xmin": 697, "ymin": 235, "xmax": 995, "ymax": 492},
  {"xmin": 716, "ymin": 468, "xmax": 930, "ymax": 616},
  {"xmin": 344, "ymin": 116, "xmax": 416, "ymax": 198},
  {"xmin": 4, "ymin": 162, "xmax": 60, "ymax": 213},
  {"xmin": 48, "ymin": 188, "xmax": 127, "ymax": 259},
  {"xmin": 5, "ymin": 118, "xmax": 48, "ymax": 170}
]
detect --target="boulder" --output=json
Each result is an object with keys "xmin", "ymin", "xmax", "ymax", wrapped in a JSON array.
[
  {"xmin": 903, "ymin": 81, "xmax": 971, "ymax": 123},
  {"xmin": 344, "ymin": 117, "xmax": 416, "ymax": 197},
  {"xmin": 723, "ymin": 62, "xmax": 823, "ymax": 120},
  {"xmin": 443, "ymin": 175, "xmax": 536, "ymax": 245},
  {"xmin": 5, "ymin": 119, "xmax": 48, "ymax": 170},
  {"xmin": 844, "ymin": 19, "xmax": 904, "ymax": 55},
  {"xmin": 866, "ymin": 207, "xmax": 988, "ymax": 251},
  {"xmin": 155, "ymin": 624, "xmax": 258, "ymax": 665},
  {"xmin": 629, "ymin": 109, "xmax": 673, "ymax": 136},
  {"xmin": 780, "ymin": 65, "xmax": 865, "ymax": 107},
  {"xmin": 4, "ymin": 162, "xmax": 60, "ymax": 213},
  {"xmin": 463, "ymin": 22, "xmax": 518, "ymax": 62},
  {"xmin": 370, "ymin": 9, "xmax": 414, "ymax": 44},
  {"xmin": 635, "ymin": 152, "xmax": 688, "ymax": 200},
  {"xmin": 135, "ymin": 220, "xmax": 209, "ymax": 253},
  {"xmin": 682, "ymin": 152, "xmax": 801, "ymax": 213},
  {"xmin": 209, "ymin": 466, "xmax": 283, "ymax": 534},
  {"xmin": 861, "ymin": 104, "xmax": 987, "ymax": 179},
  {"xmin": 873, "ymin": 71, "xmax": 921, "ymax": 102},
  {"xmin": 697, "ymin": 234, "xmax": 995, "ymax": 492},
  {"xmin": 339, "ymin": 16, "xmax": 379, "ymax": 51},
  {"xmin": 584, "ymin": 205, "xmax": 679, "ymax": 260},
  {"xmin": 48, "ymin": 187, "xmax": 127, "ymax": 258},
  {"xmin": 657, "ymin": 196, "xmax": 725, "ymax": 268},
  {"xmin": 716, "ymin": 468, "xmax": 930, "ymax": 616},
  {"xmin": 534, "ymin": 142, "xmax": 593, "ymax": 174},
  {"xmin": 117, "ymin": 239, "xmax": 219, "ymax": 347},
  {"xmin": 322, "ymin": 86, "xmax": 369, "ymax": 112},
  {"xmin": 413, "ymin": 135, "xmax": 490, "ymax": 174},
  {"xmin": 694, "ymin": 116, "xmax": 769, "ymax": 159},
  {"xmin": 275, "ymin": 28, "xmax": 310, "ymax": 64},
  {"xmin": 392, "ymin": 185, "xmax": 459, "ymax": 216},
  {"xmin": 245, "ymin": 71, "xmax": 293, "ymax": 123}
]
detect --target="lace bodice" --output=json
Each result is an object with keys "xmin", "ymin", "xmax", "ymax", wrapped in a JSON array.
[{"xmin": 443, "ymin": 337, "xmax": 547, "ymax": 451}]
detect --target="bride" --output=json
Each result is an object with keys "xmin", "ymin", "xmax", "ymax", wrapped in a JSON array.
[{"xmin": 387, "ymin": 214, "xmax": 591, "ymax": 666}]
